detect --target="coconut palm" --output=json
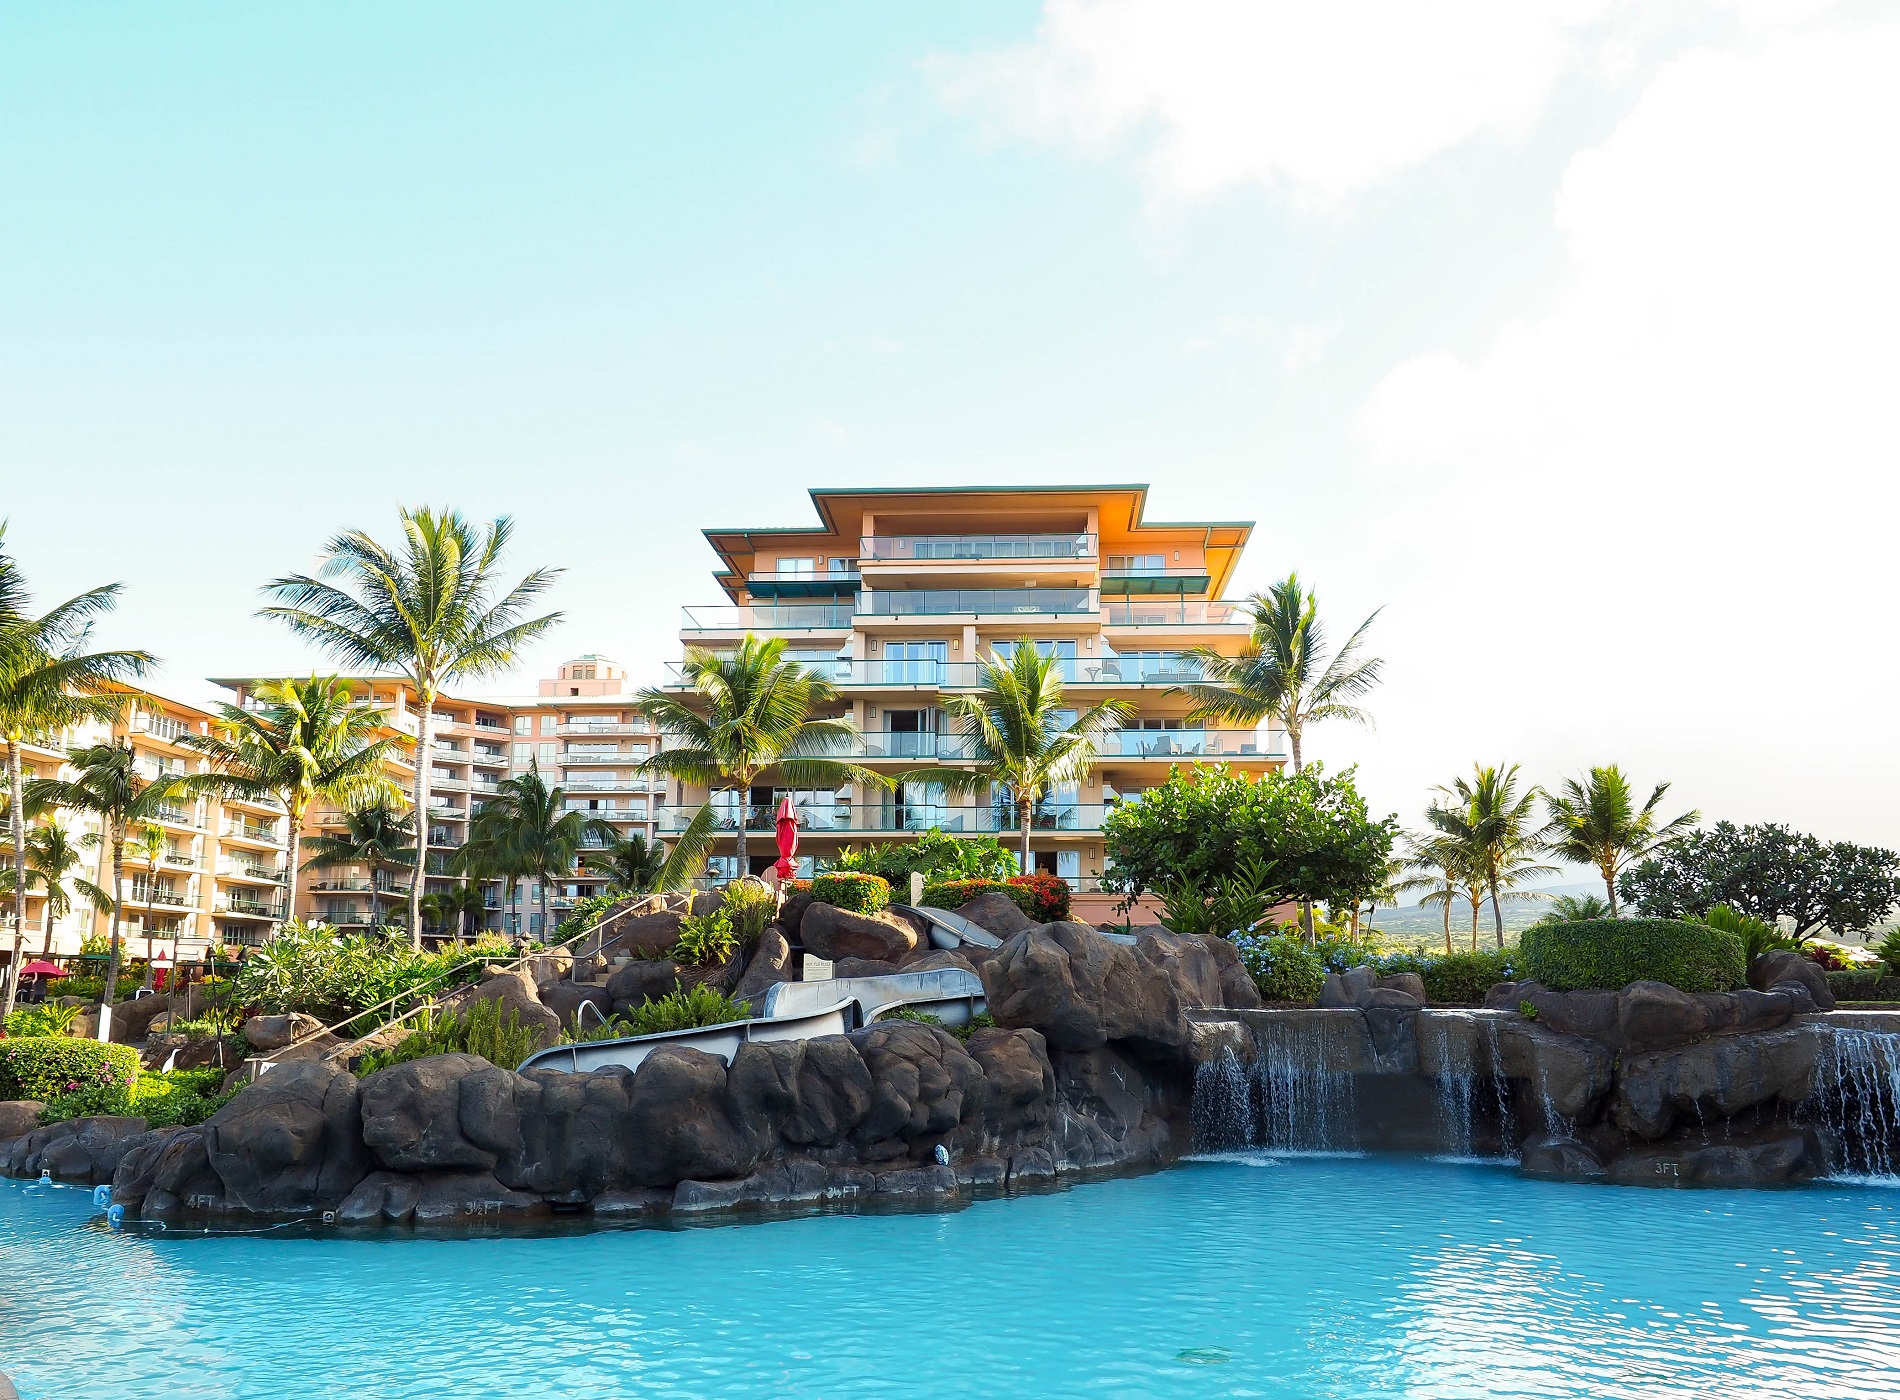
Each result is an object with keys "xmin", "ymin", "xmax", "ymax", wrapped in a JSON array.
[
  {"xmin": 637, "ymin": 635, "xmax": 880, "ymax": 877},
  {"xmin": 582, "ymin": 831, "xmax": 668, "ymax": 893},
  {"xmin": 1427, "ymin": 764, "xmax": 1558, "ymax": 948},
  {"xmin": 922, "ymin": 642, "xmax": 1133, "ymax": 872},
  {"xmin": 1393, "ymin": 832, "xmax": 1470, "ymax": 955},
  {"xmin": 1170, "ymin": 572, "xmax": 1382, "ymax": 772},
  {"xmin": 299, "ymin": 799, "xmax": 416, "ymax": 931},
  {"xmin": 129, "ymin": 822, "xmax": 168, "ymax": 989},
  {"xmin": 178, "ymin": 675, "xmax": 396, "ymax": 919},
  {"xmin": 261, "ymin": 509, "xmax": 563, "ymax": 947},
  {"xmin": 25, "ymin": 742, "xmax": 190, "ymax": 1010},
  {"xmin": 0, "ymin": 524, "xmax": 153, "ymax": 1015},
  {"xmin": 463, "ymin": 769, "xmax": 616, "ymax": 942},
  {"xmin": 423, "ymin": 881, "xmax": 490, "ymax": 943},
  {"xmin": 1533, "ymin": 892, "xmax": 1614, "ymax": 925},
  {"xmin": 1543, "ymin": 765, "xmax": 1699, "ymax": 917},
  {"xmin": 23, "ymin": 819, "xmax": 110, "ymax": 957}
]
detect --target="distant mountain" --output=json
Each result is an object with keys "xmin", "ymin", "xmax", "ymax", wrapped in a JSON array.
[{"xmin": 1370, "ymin": 881, "xmax": 1605, "ymax": 944}]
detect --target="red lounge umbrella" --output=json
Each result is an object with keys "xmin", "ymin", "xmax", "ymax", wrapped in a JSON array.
[
  {"xmin": 773, "ymin": 795, "xmax": 800, "ymax": 880},
  {"xmin": 18, "ymin": 961, "xmax": 64, "ymax": 978}
]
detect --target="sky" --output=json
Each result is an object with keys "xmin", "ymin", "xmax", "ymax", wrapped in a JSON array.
[{"xmin": 3, "ymin": 0, "xmax": 1897, "ymax": 853}]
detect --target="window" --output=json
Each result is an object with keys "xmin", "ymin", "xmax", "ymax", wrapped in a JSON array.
[
  {"xmin": 512, "ymin": 743, "xmax": 533, "ymax": 762},
  {"xmin": 776, "ymin": 557, "xmax": 816, "ymax": 577},
  {"xmin": 538, "ymin": 743, "xmax": 557, "ymax": 763},
  {"xmin": 828, "ymin": 557, "xmax": 853, "ymax": 575},
  {"xmin": 514, "ymin": 716, "xmax": 533, "ymax": 735},
  {"xmin": 1106, "ymin": 554, "xmax": 1166, "ymax": 574},
  {"xmin": 540, "ymin": 715, "xmax": 556, "ymax": 735},
  {"xmin": 575, "ymin": 665, "xmax": 596, "ymax": 680}
]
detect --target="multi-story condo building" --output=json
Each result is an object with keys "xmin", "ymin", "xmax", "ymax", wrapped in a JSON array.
[
  {"xmin": 661, "ymin": 485, "xmax": 1286, "ymax": 922},
  {"xmin": 217, "ymin": 657, "xmax": 659, "ymax": 940},
  {"xmin": 1, "ymin": 686, "xmax": 292, "ymax": 961}
]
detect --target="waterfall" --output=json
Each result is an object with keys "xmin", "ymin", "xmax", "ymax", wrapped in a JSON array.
[
  {"xmin": 1427, "ymin": 1017, "xmax": 1476, "ymax": 1159},
  {"xmin": 1817, "ymin": 1029, "xmax": 1900, "ymax": 1181},
  {"xmin": 1483, "ymin": 1017, "xmax": 1518, "ymax": 1153},
  {"xmin": 1191, "ymin": 1048, "xmax": 1254, "ymax": 1153},
  {"xmin": 1253, "ymin": 1019, "xmax": 1357, "ymax": 1153}
]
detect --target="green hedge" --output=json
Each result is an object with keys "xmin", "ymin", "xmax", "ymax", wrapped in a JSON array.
[
  {"xmin": 1825, "ymin": 968, "xmax": 1889, "ymax": 1002},
  {"xmin": 1377, "ymin": 949, "xmax": 1518, "ymax": 1005},
  {"xmin": 0, "ymin": 1037, "xmax": 142, "ymax": 1103},
  {"xmin": 809, "ymin": 871, "xmax": 891, "ymax": 914},
  {"xmin": 1519, "ymin": 918, "xmax": 1746, "ymax": 993},
  {"xmin": 1230, "ymin": 932, "xmax": 1325, "ymax": 1002},
  {"xmin": 920, "ymin": 876, "xmax": 1072, "ymax": 923}
]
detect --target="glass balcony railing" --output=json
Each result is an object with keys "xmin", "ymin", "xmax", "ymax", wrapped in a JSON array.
[
  {"xmin": 682, "ymin": 604, "xmax": 854, "ymax": 631},
  {"xmin": 1100, "ymin": 730, "xmax": 1278, "ymax": 758},
  {"xmin": 1102, "ymin": 599, "xmax": 1248, "ymax": 627},
  {"xmin": 221, "ymin": 818, "xmax": 278, "ymax": 843},
  {"xmin": 656, "ymin": 803, "xmax": 1106, "ymax": 834},
  {"xmin": 860, "ymin": 533, "xmax": 1096, "ymax": 562},
  {"xmin": 859, "ymin": 589, "xmax": 1096, "ymax": 617},
  {"xmin": 556, "ymin": 720, "xmax": 649, "ymax": 736}
]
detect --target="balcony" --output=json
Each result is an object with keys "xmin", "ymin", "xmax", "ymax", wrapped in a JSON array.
[
  {"xmin": 153, "ymin": 804, "xmax": 202, "ymax": 829},
  {"xmin": 657, "ymin": 803, "xmax": 1106, "ymax": 835},
  {"xmin": 1099, "ymin": 729, "xmax": 1279, "ymax": 759},
  {"xmin": 130, "ymin": 885, "xmax": 190, "ymax": 907},
  {"xmin": 162, "ymin": 850, "xmax": 197, "ymax": 869},
  {"xmin": 1099, "ymin": 567, "xmax": 1212, "ymax": 596},
  {"xmin": 562, "ymin": 776, "xmax": 647, "ymax": 792},
  {"xmin": 556, "ymin": 720, "xmax": 648, "ymax": 736},
  {"xmin": 1102, "ymin": 599, "xmax": 1248, "ymax": 628},
  {"xmin": 430, "ymin": 773, "xmax": 469, "ymax": 791},
  {"xmin": 133, "ymin": 713, "xmax": 195, "ymax": 743},
  {"xmin": 861, "ymin": 534, "xmax": 1095, "ymax": 562},
  {"xmin": 745, "ymin": 569, "xmax": 861, "ymax": 599},
  {"xmin": 218, "ymin": 895, "xmax": 287, "ymax": 919},
  {"xmin": 219, "ymin": 860, "xmax": 288, "ymax": 883},
  {"xmin": 682, "ymin": 603, "xmax": 854, "ymax": 633},
  {"xmin": 472, "ymin": 746, "xmax": 508, "ymax": 762},
  {"xmin": 559, "ymin": 749, "xmax": 643, "ymax": 765},
  {"xmin": 859, "ymin": 589, "xmax": 1096, "ymax": 618},
  {"xmin": 472, "ymin": 718, "xmax": 509, "ymax": 733},
  {"xmin": 221, "ymin": 818, "xmax": 280, "ymax": 844}
]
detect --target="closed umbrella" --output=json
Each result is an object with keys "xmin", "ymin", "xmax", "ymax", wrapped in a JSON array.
[{"xmin": 773, "ymin": 796, "xmax": 800, "ymax": 881}]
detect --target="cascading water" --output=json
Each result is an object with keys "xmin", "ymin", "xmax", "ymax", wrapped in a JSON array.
[
  {"xmin": 1424, "ymin": 1012, "xmax": 1519, "ymax": 1160},
  {"xmin": 1191, "ymin": 1048, "xmax": 1254, "ymax": 1153},
  {"xmin": 1816, "ymin": 1028, "xmax": 1900, "ymax": 1181},
  {"xmin": 1254, "ymin": 1019, "xmax": 1357, "ymax": 1153},
  {"xmin": 1482, "ymin": 1016, "xmax": 1518, "ymax": 1152},
  {"xmin": 1427, "ymin": 1017, "xmax": 1477, "ymax": 1158}
]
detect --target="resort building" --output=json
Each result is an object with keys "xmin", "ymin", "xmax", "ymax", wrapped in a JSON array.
[
  {"xmin": 216, "ymin": 657, "xmax": 659, "ymax": 940},
  {"xmin": 1, "ymin": 686, "xmax": 292, "ymax": 961},
  {"xmin": 665, "ymin": 485, "xmax": 1286, "ymax": 919}
]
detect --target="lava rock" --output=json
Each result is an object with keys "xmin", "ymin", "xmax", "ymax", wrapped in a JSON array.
[
  {"xmin": 1605, "ymin": 1126, "xmax": 1824, "ymax": 1186},
  {"xmin": 206, "ymin": 1060, "xmax": 370, "ymax": 1213},
  {"xmin": 0, "ymin": 1101, "xmax": 45, "ymax": 1140},
  {"xmin": 1201, "ymin": 935, "xmax": 1264, "ymax": 1010},
  {"xmin": 539, "ymin": 982, "xmax": 613, "ymax": 1034},
  {"xmin": 0, "ymin": 1115, "xmax": 148, "ymax": 1184},
  {"xmin": 597, "ymin": 910, "xmax": 685, "ymax": 959},
  {"xmin": 732, "ymin": 926, "xmax": 795, "ymax": 1008},
  {"xmin": 1750, "ymin": 949, "xmax": 1835, "ymax": 1011},
  {"xmin": 1519, "ymin": 1134, "xmax": 1607, "ymax": 1181},
  {"xmin": 982, "ymin": 922, "xmax": 1223, "ymax": 1060},
  {"xmin": 1610, "ymin": 1025, "xmax": 1821, "ymax": 1139},
  {"xmin": 360, "ymin": 1052, "xmax": 511, "ymax": 1172},
  {"xmin": 965, "ymin": 1027, "xmax": 1056, "ymax": 1150},
  {"xmin": 851, "ymin": 1021, "xmax": 985, "ymax": 1157},
  {"xmin": 955, "ymin": 891, "xmax": 1037, "ymax": 938},
  {"xmin": 778, "ymin": 892, "xmax": 814, "ymax": 942},
  {"xmin": 606, "ymin": 958, "xmax": 680, "ymax": 1016},
  {"xmin": 898, "ymin": 949, "xmax": 981, "ymax": 978},
  {"xmin": 239, "ymin": 1012, "xmax": 328, "ymax": 1053},
  {"xmin": 800, "ymin": 904, "xmax": 920, "ymax": 963},
  {"xmin": 622, "ymin": 1046, "xmax": 765, "ymax": 1187},
  {"xmin": 456, "ymin": 970, "xmax": 563, "ymax": 1051},
  {"xmin": 832, "ymin": 958, "xmax": 901, "ymax": 979}
]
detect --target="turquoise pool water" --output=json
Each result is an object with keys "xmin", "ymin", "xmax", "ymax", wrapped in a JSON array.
[{"xmin": 3, "ymin": 1156, "xmax": 1897, "ymax": 1399}]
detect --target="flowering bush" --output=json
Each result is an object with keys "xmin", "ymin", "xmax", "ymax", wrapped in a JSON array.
[
  {"xmin": 1230, "ymin": 933, "xmax": 1325, "ymax": 1003},
  {"xmin": 1007, "ymin": 873, "xmax": 1071, "ymax": 923},
  {"xmin": 0, "ymin": 1037, "xmax": 141, "ymax": 1104}
]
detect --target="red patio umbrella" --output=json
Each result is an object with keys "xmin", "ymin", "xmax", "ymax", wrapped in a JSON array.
[
  {"xmin": 18, "ymin": 961, "xmax": 64, "ymax": 978},
  {"xmin": 773, "ymin": 795, "xmax": 800, "ymax": 881}
]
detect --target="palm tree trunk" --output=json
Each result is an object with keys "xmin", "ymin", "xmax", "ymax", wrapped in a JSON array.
[
  {"xmin": 1469, "ymin": 896, "xmax": 1480, "ymax": 953},
  {"xmin": 1019, "ymin": 797, "xmax": 1033, "ymax": 877},
  {"xmin": 284, "ymin": 792, "xmax": 304, "ymax": 926},
  {"xmin": 103, "ymin": 840, "xmax": 126, "ymax": 1010},
  {"xmin": 538, "ymin": 879, "xmax": 549, "ymax": 945},
  {"xmin": 369, "ymin": 878, "xmax": 381, "ymax": 929},
  {"xmin": 142, "ymin": 867, "xmax": 157, "ymax": 989},
  {"xmin": 409, "ymin": 694, "xmax": 434, "ymax": 949},
  {"xmin": 4, "ymin": 742, "xmax": 25, "ymax": 1019},
  {"xmin": 731, "ymin": 787, "xmax": 749, "ymax": 881},
  {"xmin": 1603, "ymin": 860, "xmax": 1619, "ymax": 918},
  {"xmin": 1285, "ymin": 719, "xmax": 1302, "ymax": 774},
  {"xmin": 1490, "ymin": 880, "xmax": 1505, "ymax": 948},
  {"xmin": 1441, "ymin": 896, "xmax": 1452, "ymax": 956}
]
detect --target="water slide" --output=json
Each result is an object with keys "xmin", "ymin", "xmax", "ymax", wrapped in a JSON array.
[
  {"xmin": 894, "ymin": 902, "xmax": 1139, "ymax": 947},
  {"xmin": 515, "ymin": 967, "xmax": 987, "ymax": 1075}
]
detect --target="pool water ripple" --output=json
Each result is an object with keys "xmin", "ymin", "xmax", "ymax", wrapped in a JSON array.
[{"xmin": 3, "ymin": 1156, "xmax": 1898, "ymax": 1399}]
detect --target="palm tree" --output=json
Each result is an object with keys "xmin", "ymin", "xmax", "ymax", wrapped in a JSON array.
[
  {"xmin": 1543, "ymin": 765, "xmax": 1699, "ymax": 917},
  {"xmin": 1427, "ymin": 764, "xmax": 1558, "ymax": 948},
  {"xmin": 1393, "ymin": 831, "xmax": 1472, "ymax": 955},
  {"xmin": 25, "ymin": 742, "xmax": 190, "ymax": 1011},
  {"xmin": 178, "ymin": 675, "xmax": 396, "ymax": 919},
  {"xmin": 429, "ymin": 880, "xmax": 490, "ymax": 943},
  {"xmin": 463, "ymin": 769, "xmax": 616, "ymax": 942},
  {"xmin": 637, "ymin": 635, "xmax": 880, "ymax": 878},
  {"xmin": 300, "ymin": 799, "xmax": 416, "ymax": 931},
  {"xmin": 129, "ymin": 822, "xmax": 168, "ymax": 989},
  {"xmin": 923, "ymin": 642, "xmax": 1133, "ymax": 872},
  {"xmin": 261, "ymin": 509, "xmax": 563, "ymax": 947},
  {"xmin": 0, "ymin": 523, "xmax": 153, "ymax": 1015},
  {"xmin": 1170, "ymin": 572, "xmax": 1382, "ymax": 772},
  {"xmin": 24, "ymin": 819, "xmax": 110, "ymax": 957},
  {"xmin": 583, "ymin": 831, "xmax": 668, "ymax": 892},
  {"xmin": 1534, "ymin": 892, "xmax": 1614, "ymax": 925}
]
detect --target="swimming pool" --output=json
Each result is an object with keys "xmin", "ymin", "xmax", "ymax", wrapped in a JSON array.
[{"xmin": 3, "ymin": 1155, "xmax": 1896, "ymax": 1399}]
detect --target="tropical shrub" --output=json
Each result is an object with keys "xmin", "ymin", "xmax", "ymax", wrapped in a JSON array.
[
  {"xmin": 721, "ymin": 880, "xmax": 777, "ymax": 952},
  {"xmin": 553, "ymin": 893, "xmax": 625, "ymax": 944},
  {"xmin": 1519, "ymin": 918, "xmax": 1746, "ymax": 993},
  {"xmin": 1825, "ymin": 967, "xmax": 1889, "ymax": 1001},
  {"xmin": 1697, "ymin": 903, "xmax": 1790, "ymax": 964},
  {"xmin": 829, "ymin": 829, "xmax": 1018, "ymax": 885},
  {"xmin": 922, "ymin": 878, "xmax": 1013, "ymax": 912},
  {"xmin": 229, "ymin": 921, "xmax": 504, "ymax": 1019},
  {"xmin": 1006, "ymin": 874, "xmax": 1070, "ymax": 922},
  {"xmin": 626, "ymin": 984, "xmax": 750, "ymax": 1035},
  {"xmin": 0, "ymin": 1037, "xmax": 141, "ymax": 1103},
  {"xmin": 40, "ymin": 1068, "xmax": 235, "ymax": 1128},
  {"xmin": 1415, "ymin": 949, "xmax": 1517, "ymax": 1004},
  {"xmin": 357, "ymin": 999, "xmax": 545, "ymax": 1076},
  {"xmin": 674, "ymin": 908, "xmax": 737, "ymax": 967},
  {"xmin": 4, "ymin": 1004, "xmax": 84, "ymax": 1038},
  {"xmin": 45, "ymin": 974, "xmax": 140, "ymax": 1002},
  {"xmin": 809, "ymin": 871, "xmax": 890, "ymax": 914},
  {"xmin": 1229, "ymin": 932, "xmax": 1325, "ymax": 1003},
  {"xmin": 1878, "ymin": 926, "xmax": 1900, "ymax": 970}
]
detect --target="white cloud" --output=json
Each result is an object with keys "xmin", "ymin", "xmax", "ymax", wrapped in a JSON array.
[
  {"xmin": 934, "ymin": 0, "xmax": 1850, "ymax": 209},
  {"xmin": 1339, "ymin": 20, "xmax": 1900, "ymax": 843}
]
